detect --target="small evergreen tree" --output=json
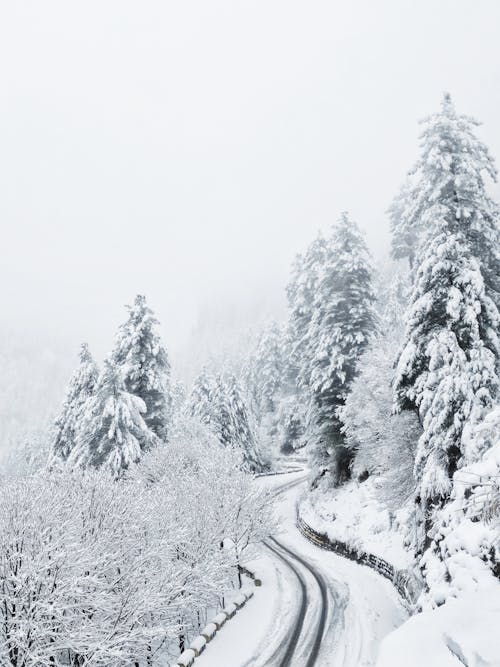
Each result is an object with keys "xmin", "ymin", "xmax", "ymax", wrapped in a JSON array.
[
  {"xmin": 50, "ymin": 343, "xmax": 98, "ymax": 464},
  {"xmin": 307, "ymin": 212, "xmax": 377, "ymax": 484},
  {"xmin": 113, "ymin": 295, "xmax": 172, "ymax": 442},
  {"xmin": 71, "ymin": 361, "xmax": 158, "ymax": 477}
]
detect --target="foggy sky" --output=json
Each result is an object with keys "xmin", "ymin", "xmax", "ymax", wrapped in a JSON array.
[{"xmin": 1, "ymin": 0, "xmax": 500, "ymax": 371}]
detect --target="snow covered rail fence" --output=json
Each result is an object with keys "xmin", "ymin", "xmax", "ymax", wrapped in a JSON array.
[
  {"xmin": 177, "ymin": 648, "xmax": 196, "ymax": 667},
  {"xmin": 200, "ymin": 623, "xmax": 217, "ymax": 642},
  {"xmin": 296, "ymin": 510, "xmax": 423, "ymax": 608},
  {"xmin": 176, "ymin": 589, "xmax": 256, "ymax": 666},
  {"xmin": 189, "ymin": 636, "xmax": 207, "ymax": 656},
  {"xmin": 254, "ymin": 467, "xmax": 304, "ymax": 478}
]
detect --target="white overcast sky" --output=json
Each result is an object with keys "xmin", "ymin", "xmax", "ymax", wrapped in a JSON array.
[{"xmin": 1, "ymin": 0, "xmax": 500, "ymax": 369}]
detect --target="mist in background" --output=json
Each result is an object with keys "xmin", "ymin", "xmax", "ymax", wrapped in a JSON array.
[{"xmin": 1, "ymin": 0, "xmax": 500, "ymax": 453}]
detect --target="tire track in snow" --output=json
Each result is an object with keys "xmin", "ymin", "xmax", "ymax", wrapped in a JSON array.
[
  {"xmin": 269, "ymin": 537, "xmax": 329, "ymax": 666},
  {"xmin": 263, "ymin": 539, "xmax": 309, "ymax": 667},
  {"xmin": 266, "ymin": 536, "xmax": 329, "ymax": 667}
]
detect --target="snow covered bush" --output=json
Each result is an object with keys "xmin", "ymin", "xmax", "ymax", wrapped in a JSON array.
[
  {"xmin": 420, "ymin": 406, "xmax": 500, "ymax": 607},
  {"xmin": 0, "ymin": 470, "xmax": 184, "ymax": 666},
  {"xmin": 0, "ymin": 422, "xmax": 273, "ymax": 666},
  {"xmin": 340, "ymin": 334, "xmax": 421, "ymax": 509}
]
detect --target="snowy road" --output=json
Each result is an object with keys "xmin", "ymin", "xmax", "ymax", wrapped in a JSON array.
[
  {"xmin": 263, "ymin": 536, "xmax": 328, "ymax": 667},
  {"xmin": 196, "ymin": 471, "xmax": 407, "ymax": 667}
]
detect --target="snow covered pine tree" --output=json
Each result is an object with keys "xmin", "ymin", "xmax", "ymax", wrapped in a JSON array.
[
  {"xmin": 189, "ymin": 369, "xmax": 262, "ymax": 470},
  {"xmin": 393, "ymin": 94, "xmax": 500, "ymax": 547},
  {"xmin": 286, "ymin": 233, "xmax": 329, "ymax": 392},
  {"xmin": 223, "ymin": 372, "xmax": 262, "ymax": 471},
  {"xmin": 388, "ymin": 178, "xmax": 420, "ymax": 270},
  {"xmin": 70, "ymin": 360, "xmax": 159, "ymax": 477},
  {"xmin": 113, "ymin": 294, "xmax": 172, "ymax": 442},
  {"xmin": 307, "ymin": 212, "xmax": 377, "ymax": 485},
  {"xmin": 50, "ymin": 342, "xmax": 98, "ymax": 464}
]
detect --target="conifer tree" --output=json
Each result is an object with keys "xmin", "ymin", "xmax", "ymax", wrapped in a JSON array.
[
  {"xmin": 286, "ymin": 234, "xmax": 329, "ymax": 390},
  {"xmin": 243, "ymin": 323, "xmax": 285, "ymax": 420},
  {"xmin": 394, "ymin": 94, "xmax": 500, "ymax": 515},
  {"xmin": 388, "ymin": 178, "xmax": 420, "ymax": 270},
  {"xmin": 113, "ymin": 295, "xmax": 172, "ymax": 441},
  {"xmin": 189, "ymin": 367, "xmax": 217, "ymax": 429},
  {"xmin": 223, "ymin": 373, "xmax": 261, "ymax": 470},
  {"xmin": 190, "ymin": 369, "xmax": 262, "ymax": 470},
  {"xmin": 70, "ymin": 361, "xmax": 159, "ymax": 477},
  {"xmin": 50, "ymin": 343, "xmax": 98, "ymax": 464},
  {"xmin": 308, "ymin": 212, "xmax": 377, "ymax": 483}
]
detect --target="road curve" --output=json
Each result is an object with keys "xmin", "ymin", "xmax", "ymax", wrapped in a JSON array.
[
  {"xmin": 263, "ymin": 538, "xmax": 308, "ymax": 667},
  {"xmin": 270, "ymin": 537, "xmax": 329, "ymax": 666},
  {"xmin": 264, "ymin": 536, "xmax": 329, "ymax": 667}
]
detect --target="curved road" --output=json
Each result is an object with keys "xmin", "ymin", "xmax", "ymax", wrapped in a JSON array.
[
  {"xmin": 264, "ymin": 536, "xmax": 329, "ymax": 667},
  {"xmin": 197, "ymin": 470, "xmax": 407, "ymax": 667},
  {"xmin": 249, "ymin": 472, "xmax": 406, "ymax": 667}
]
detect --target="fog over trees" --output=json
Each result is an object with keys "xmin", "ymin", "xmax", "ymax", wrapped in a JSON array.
[{"xmin": 1, "ymin": 3, "xmax": 499, "ymax": 666}]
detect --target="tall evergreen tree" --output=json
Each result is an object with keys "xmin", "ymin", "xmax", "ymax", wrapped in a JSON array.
[
  {"xmin": 223, "ymin": 373, "xmax": 262, "ymax": 471},
  {"xmin": 243, "ymin": 322, "xmax": 285, "ymax": 420},
  {"xmin": 307, "ymin": 212, "xmax": 377, "ymax": 483},
  {"xmin": 70, "ymin": 361, "xmax": 158, "ymax": 477},
  {"xmin": 394, "ymin": 94, "xmax": 500, "ymax": 517},
  {"xmin": 189, "ymin": 369, "xmax": 262, "ymax": 470},
  {"xmin": 388, "ymin": 178, "xmax": 420, "ymax": 270},
  {"xmin": 50, "ymin": 343, "xmax": 98, "ymax": 464},
  {"xmin": 189, "ymin": 367, "xmax": 217, "ymax": 429},
  {"xmin": 286, "ymin": 234, "xmax": 329, "ymax": 390},
  {"xmin": 113, "ymin": 295, "xmax": 172, "ymax": 441}
]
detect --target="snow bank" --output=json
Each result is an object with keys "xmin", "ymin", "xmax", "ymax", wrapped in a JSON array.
[
  {"xmin": 376, "ymin": 588, "xmax": 500, "ymax": 667},
  {"xmin": 301, "ymin": 477, "xmax": 413, "ymax": 569}
]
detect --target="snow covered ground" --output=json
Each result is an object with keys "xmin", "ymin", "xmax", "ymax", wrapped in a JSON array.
[
  {"xmin": 376, "ymin": 588, "xmax": 500, "ymax": 667},
  {"xmin": 196, "ymin": 471, "xmax": 407, "ymax": 666},
  {"xmin": 300, "ymin": 477, "xmax": 412, "ymax": 569}
]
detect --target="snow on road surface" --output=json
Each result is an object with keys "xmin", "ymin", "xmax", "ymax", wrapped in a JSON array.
[{"xmin": 196, "ymin": 471, "xmax": 407, "ymax": 667}]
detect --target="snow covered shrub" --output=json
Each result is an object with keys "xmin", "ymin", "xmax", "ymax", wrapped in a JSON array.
[
  {"xmin": 0, "ymin": 423, "xmax": 273, "ymax": 666},
  {"xmin": 340, "ymin": 334, "xmax": 421, "ymax": 510},
  {"xmin": 131, "ymin": 419, "xmax": 274, "ymax": 573},
  {"xmin": 0, "ymin": 470, "xmax": 184, "ymax": 666},
  {"xmin": 0, "ymin": 430, "xmax": 50, "ymax": 480},
  {"xmin": 420, "ymin": 406, "xmax": 500, "ymax": 607}
]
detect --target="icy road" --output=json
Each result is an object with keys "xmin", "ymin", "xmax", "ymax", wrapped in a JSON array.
[{"xmin": 196, "ymin": 470, "xmax": 407, "ymax": 667}]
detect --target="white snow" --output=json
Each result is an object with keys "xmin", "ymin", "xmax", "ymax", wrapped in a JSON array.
[
  {"xmin": 196, "ymin": 472, "xmax": 407, "ymax": 666},
  {"xmin": 300, "ymin": 477, "xmax": 413, "ymax": 569},
  {"xmin": 376, "ymin": 588, "xmax": 500, "ymax": 667}
]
